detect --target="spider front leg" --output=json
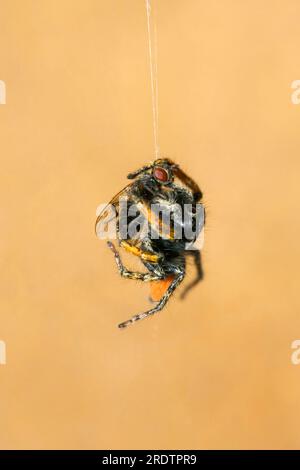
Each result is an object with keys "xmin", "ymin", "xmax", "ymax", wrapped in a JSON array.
[
  {"xmin": 118, "ymin": 268, "xmax": 185, "ymax": 329},
  {"xmin": 107, "ymin": 241, "xmax": 164, "ymax": 281}
]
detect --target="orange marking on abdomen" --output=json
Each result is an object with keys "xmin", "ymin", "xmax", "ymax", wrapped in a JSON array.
[{"xmin": 150, "ymin": 275, "xmax": 175, "ymax": 302}]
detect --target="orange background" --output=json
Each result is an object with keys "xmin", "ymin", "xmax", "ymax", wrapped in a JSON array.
[{"xmin": 0, "ymin": 0, "xmax": 300, "ymax": 449}]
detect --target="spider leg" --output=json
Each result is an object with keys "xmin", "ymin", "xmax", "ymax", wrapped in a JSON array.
[
  {"xmin": 107, "ymin": 241, "xmax": 164, "ymax": 281},
  {"xmin": 180, "ymin": 249, "xmax": 203, "ymax": 299},
  {"xmin": 118, "ymin": 268, "xmax": 185, "ymax": 329}
]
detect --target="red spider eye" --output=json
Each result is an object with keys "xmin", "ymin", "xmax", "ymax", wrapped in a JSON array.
[{"xmin": 153, "ymin": 167, "xmax": 169, "ymax": 183}]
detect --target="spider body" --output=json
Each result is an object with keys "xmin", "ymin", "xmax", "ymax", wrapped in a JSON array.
[{"xmin": 96, "ymin": 158, "xmax": 205, "ymax": 328}]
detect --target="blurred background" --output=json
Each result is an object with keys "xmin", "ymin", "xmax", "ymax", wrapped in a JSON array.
[{"xmin": 0, "ymin": 0, "xmax": 300, "ymax": 449}]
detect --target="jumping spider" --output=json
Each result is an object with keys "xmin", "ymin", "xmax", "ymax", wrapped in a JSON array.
[{"xmin": 96, "ymin": 158, "xmax": 205, "ymax": 328}]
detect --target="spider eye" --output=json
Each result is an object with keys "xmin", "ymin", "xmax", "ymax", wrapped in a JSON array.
[{"xmin": 153, "ymin": 167, "xmax": 169, "ymax": 183}]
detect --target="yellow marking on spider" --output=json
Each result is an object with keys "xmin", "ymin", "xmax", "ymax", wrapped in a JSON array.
[{"xmin": 120, "ymin": 240, "xmax": 160, "ymax": 263}]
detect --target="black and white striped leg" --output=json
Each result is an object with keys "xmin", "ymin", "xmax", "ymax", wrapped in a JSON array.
[
  {"xmin": 180, "ymin": 250, "xmax": 203, "ymax": 299},
  {"xmin": 107, "ymin": 241, "xmax": 164, "ymax": 282},
  {"xmin": 118, "ymin": 269, "xmax": 185, "ymax": 329}
]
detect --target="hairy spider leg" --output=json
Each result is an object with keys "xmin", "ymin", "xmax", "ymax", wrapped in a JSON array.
[
  {"xmin": 118, "ymin": 268, "xmax": 185, "ymax": 329},
  {"xmin": 107, "ymin": 241, "xmax": 164, "ymax": 281},
  {"xmin": 119, "ymin": 240, "xmax": 161, "ymax": 263}
]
